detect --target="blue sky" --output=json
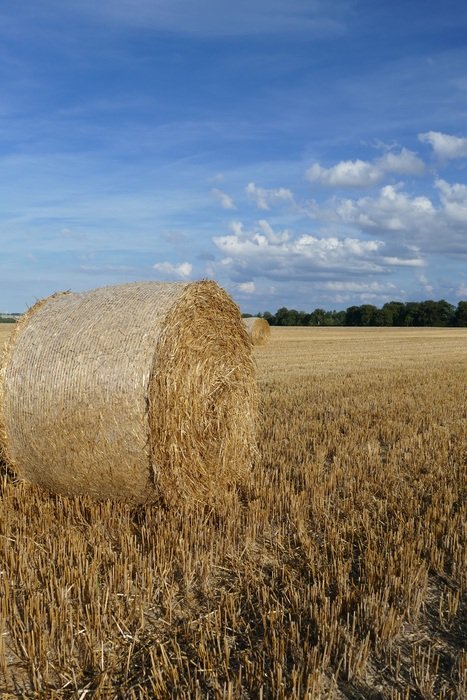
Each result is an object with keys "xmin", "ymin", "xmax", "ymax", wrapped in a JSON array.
[{"xmin": 1, "ymin": 0, "xmax": 466, "ymax": 313}]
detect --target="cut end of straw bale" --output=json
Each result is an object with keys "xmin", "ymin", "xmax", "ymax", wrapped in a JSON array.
[
  {"xmin": 0, "ymin": 281, "xmax": 257, "ymax": 505},
  {"xmin": 243, "ymin": 317, "xmax": 271, "ymax": 346},
  {"xmin": 150, "ymin": 281, "xmax": 258, "ymax": 504}
]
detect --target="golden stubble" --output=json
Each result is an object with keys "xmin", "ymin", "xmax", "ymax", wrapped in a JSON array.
[{"xmin": 0, "ymin": 326, "xmax": 465, "ymax": 698}]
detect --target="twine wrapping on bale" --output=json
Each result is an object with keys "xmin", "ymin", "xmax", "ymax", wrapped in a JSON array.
[
  {"xmin": 0, "ymin": 281, "xmax": 257, "ymax": 505},
  {"xmin": 243, "ymin": 317, "xmax": 271, "ymax": 346}
]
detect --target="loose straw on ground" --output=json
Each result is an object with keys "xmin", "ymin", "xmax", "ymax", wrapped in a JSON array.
[
  {"xmin": 243, "ymin": 317, "xmax": 271, "ymax": 346},
  {"xmin": 0, "ymin": 281, "xmax": 258, "ymax": 505}
]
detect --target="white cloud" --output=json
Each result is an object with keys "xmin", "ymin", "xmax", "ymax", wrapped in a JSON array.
[
  {"xmin": 307, "ymin": 159, "xmax": 382, "ymax": 187},
  {"xmin": 153, "ymin": 261, "xmax": 192, "ymax": 278},
  {"xmin": 294, "ymin": 234, "xmax": 381, "ymax": 258},
  {"xmin": 229, "ymin": 221, "xmax": 245, "ymax": 237},
  {"xmin": 211, "ymin": 217, "xmax": 425, "ymax": 304},
  {"xmin": 417, "ymin": 274, "xmax": 434, "ymax": 294},
  {"xmin": 307, "ymin": 148, "xmax": 425, "ymax": 188},
  {"xmin": 334, "ymin": 184, "xmax": 436, "ymax": 233},
  {"xmin": 223, "ymin": 218, "xmax": 289, "ymax": 250},
  {"xmin": 313, "ymin": 280, "xmax": 403, "ymax": 303},
  {"xmin": 245, "ymin": 182, "xmax": 294, "ymax": 210},
  {"xmin": 211, "ymin": 188, "xmax": 236, "ymax": 209},
  {"xmin": 435, "ymin": 179, "xmax": 467, "ymax": 223},
  {"xmin": 379, "ymin": 149, "xmax": 426, "ymax": 175},
  {"xmin": 382, "ymin": 256, "xmax": 425, "ymax": 267},
  {"xmin": 213, "ymin": 219, "xmax": 392, "ymax": 282},
  {"xmin": 257, "ymin": 219, "xmax": 291, "ymax": 243},
  {"xmin": 320, "ymin": 280, "xmax": 397, "ymax": 293},
  {"xmin": 456, "ymin": 282, "xmax": 467, "ymax": 297},
  {"xmin": 418, "ymin": 131, "xmax": 467, "ymax": 160},
  {"xmin": 311, "ymin": 178, "xmax": 467, "ymax": 257},
  {"xmin": 238, "ymin": 281, "xmax": 255, "ymax": 293}
]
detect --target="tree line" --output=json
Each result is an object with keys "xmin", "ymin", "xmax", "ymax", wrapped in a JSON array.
[{"xmin": 246, "ymin": 300, "xmax": 467, "ymax": 327}]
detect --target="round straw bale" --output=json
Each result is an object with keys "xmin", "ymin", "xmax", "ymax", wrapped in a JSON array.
[
  {"xmin": 0, "ymin": 281, "xmax": 257, "ymax": 505},
  {"xmin": 243, "ymin": 317, "xmax": 271, "ymax": 346}
]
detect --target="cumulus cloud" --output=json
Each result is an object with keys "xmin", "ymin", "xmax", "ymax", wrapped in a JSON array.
[
  {"xmin": 435, "ymin": 179, "xmax": 467, "ymax": 224},
  {"xmin": 227, "ymin": 218, "xmax": 290, "ymax": 244},
  {"xmin": 256, "ymin": 219, "xmax": 291, "ymax": 243},
  {"xmin": 379, "ymin": 149, "xmax": 426, "ymax": 174},
  {"xmin": 211, "ymin": 188, "xmax": 236, "ymax": 209},
  {"xmin": 320, "ymin": 281, "xmax": 398, "ymax": 293},
  {"xmin": 334, "ymin": 184, "xmax": 435, "ymax": 233},
  {"xmin": 307, "ymin": 159, "xmax": 382, "ymax": 188},
  {"xmin": 238, "ymin": 281, "xmax": 256, "ymax": 293},
  {"xmin": 316, "ymin": 280, "xmax": 402, "ymax": 303},
  {"xmin": 382, "ymin": 256, "xmax": 425, "ymax": 267},
  {"xmin": 307, "ymin": 148, "xmax": 425, "ymax": 188},
  {"xmin": 317, "ymin": 179, "xmax": 467, "ymax": 257},
  {"xmin": 213, "ymin": 219, "xmax": 394, "ymax": 283},
  {"xmin": 418, "ymin": 131, "xmax": 467, "ymax": 160},
  {"xmin": 153, "ymin": 261, "xmax": 192, "ymax": 278},
  {"xmin": 246, "ymin": 182, "xmax": 294, "ymax": 210},
  {"xmin": 211, "ymin": 217, "xmax": 432, "ymax": 306}
]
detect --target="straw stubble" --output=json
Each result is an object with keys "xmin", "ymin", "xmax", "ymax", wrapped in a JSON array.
[{"xmin": 0, "ymin": 281, "xmax": 257, "ymax": 505}]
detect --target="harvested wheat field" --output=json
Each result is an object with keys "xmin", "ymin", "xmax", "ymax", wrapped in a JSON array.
[
  {"xmin": 0, "ymin": 325, "xmax": 13, "ymax": 346},
  {"xmin": 0, "ymin": 326, "xmax": 466, "ymax": 698}
]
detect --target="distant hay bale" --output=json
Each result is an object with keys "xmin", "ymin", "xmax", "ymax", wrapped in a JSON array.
[
  {"xmin": 0, "ymin": 281, "xmax": 257, "ymax": 505},
  {"xmin": 243, "ymin": 317, "xmax": 271, "ymax": 346}
]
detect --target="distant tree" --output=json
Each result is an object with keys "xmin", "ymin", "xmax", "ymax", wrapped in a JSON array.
[
  {"xmin": 436, "ymin": 300, "xmax": 456, "ymax": 326},
  {"xmin": 360, "ymin": 304, "xmax": 378, "ymax": 326},
  {"xmin": 262, "ymin": 311, "xmax": 276, "ymax": 326},
  {"xmin": 453, "ymin": 301, "xmax": 467, "ymax": 327},
  {"xmin": 255, "ymin": 299, "xmax": 465, "ymax": 327},
  {"xmin": 400, "ymin": 302, "xmax": 420, "ymax": 326},
  {"xmin": 372, "ymin": 307, "xmax": 393, "ymax": 326},
  {"xmin": 344, "ymin": 306, "xmax": 361, "ymax": 326},
  {"xmin": 309, "ymin": 308, "xmax": 327, "ymax": 326},
  {"xmin": 344, "ymin": 304, "xmax": 378, "ymax": 326},
  {"xmin": 327, "ymin": 310, "xmax": 345, "ymax": 326},
  {"xmin": 413, "ymin": 301, "xmax": 434, "ymax": 326},
  {"xmin": 439, "ymin": 300, "xmax": 455, "ymax": 326},
  {"xmin": 414, "ymin": 300, "xmax": 455, "ymax": 326},
  {"xmin": 382, "ymin": 301, "xmax": 406, "ymax": 326},
  {"xmin": 274, "ymin": 307, "xmax": 291, "ymax": 326},
  {"xmin": 285, "ymin": 309, "xmax": 301, "ymax": 326}
]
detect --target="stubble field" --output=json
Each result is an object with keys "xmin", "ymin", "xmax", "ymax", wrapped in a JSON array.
[{"xmin": 0, "ymin": 325, "xmax": 465, "ymax": 698}]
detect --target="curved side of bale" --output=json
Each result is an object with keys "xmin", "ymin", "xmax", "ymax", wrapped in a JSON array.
[
  {"xmin": 1, "ymin": 281, "xmax": 257, "ymax": 504},
  {"xmin": 243, "ymin": 317, "xmax": 271, "ymax": 346},
  {"xmin": 0, "ymin": 293, "xmax": 70, "ymax": 468}
]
